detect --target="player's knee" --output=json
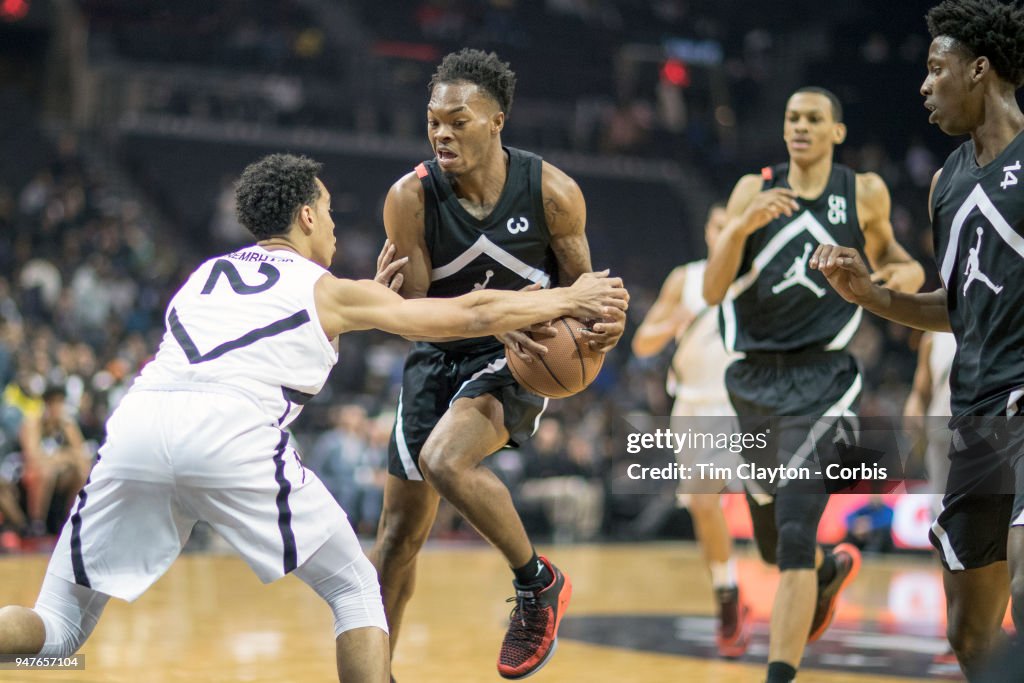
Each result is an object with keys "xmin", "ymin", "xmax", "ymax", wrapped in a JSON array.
[
  {"xmin": 375, "ymin": 516, "xmax": 431, "ymax": 566},
  {"xmin": 775, "ymin": 519, "xmax": 816, "ymax": 570},
  {"xmin": 34, "ymin": 612, "xmax": 83, "ymax": 656},
  {"xmin": 946, "ymin": 619, "xmax": 994, "ymax": 674},
  {"xmin": 325, "ymin": 555, "xmax": 388, "ymax": 637},
  {"xmin": 32, "ymin": 575, "xmax": 107, "ymax": 657},
  {"xmin": 417, "ymin": 446, "xmax": 461, "ymax": 490}
]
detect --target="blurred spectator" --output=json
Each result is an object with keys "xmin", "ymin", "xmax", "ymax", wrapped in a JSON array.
[
  {"xmin": 0, "ymin": 475, "xmax": 26, "ymax": 550},
  {"xmin": 308, "ymin": 403, "xmax": 384, "ymax": 532},
  {"xmin": 18, "ymin": 384, "xmax": 91, "ymax": 535},
  {"xmin": 843, "ymin": 495, "xmax": 894, "ymax": 554},
  {"xmin": 518, "ymin": 418, "xmax": 604, "ymax": 543}
]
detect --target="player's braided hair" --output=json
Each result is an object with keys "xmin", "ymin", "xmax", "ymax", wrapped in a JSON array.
[
  {"xmin": 235, "ymin": 154, "xmax": 322, "ymax": 240},
  {"xmin": 926, "ymin": 0, "xmax": 1024, "ymax": 87},
  {"xmin": 429, "ymin": 48, "xmax": 516, "ymax": 114}
]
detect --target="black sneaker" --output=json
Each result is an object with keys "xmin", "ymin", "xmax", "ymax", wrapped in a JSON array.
[{"xmin": 809, "ymin": 543, "xmax": 861, "ymax": 642}]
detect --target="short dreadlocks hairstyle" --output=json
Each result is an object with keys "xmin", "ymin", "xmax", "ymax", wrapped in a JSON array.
[
  {"xmin": 235, "ymin": 154, "xmax": 322, "ymax": 240},
  {"xmin": 926, "ymin": 0, "xmax": 1024, "ymax": 87},
  {"xmin": 793, "ymin": 86, "xmax": 844, "ymax": 122},
  {"xmin": 429, "ymin": 48, "xmax": 516, "ymax": 114}
]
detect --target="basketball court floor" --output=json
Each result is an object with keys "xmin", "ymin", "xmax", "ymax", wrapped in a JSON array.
[{"xmin": 0, "ymin": 542, "xmax": 967, "ymax": 682}]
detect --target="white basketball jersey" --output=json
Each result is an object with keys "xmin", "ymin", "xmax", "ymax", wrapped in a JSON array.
[
  {"xmin": 134, "ymin": 246, "xmax": 339, "ymax": 427},
  {"xmin": 669, "ymin": 260, "xmax": 736, "ymax": 408},
  {"xmin": 927, "ymin": 332, "xmax": 957, "ymax": 417}
]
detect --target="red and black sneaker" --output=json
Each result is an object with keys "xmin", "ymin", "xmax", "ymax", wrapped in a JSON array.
[
  {"xmin": 715, "ymin": 586, "xmax": 751, "ymax": 658},
  {"xmin": 808, "ymin": 542, "xmax": 861, "ymax": 643},
  {"xmin": 497, "ymin": 556, "xmax": 573, "ymax": 679}
]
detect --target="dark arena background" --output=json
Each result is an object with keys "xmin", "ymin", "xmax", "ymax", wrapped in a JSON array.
[{"xmin": 0, "ymin": 1, "xmax": 1011, "ymax": 681}]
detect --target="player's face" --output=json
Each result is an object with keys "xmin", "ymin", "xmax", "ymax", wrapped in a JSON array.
[
  {"xmin": 427, "ymin": 82, "xmax": 503, "ymax": 177},
  {"xmin": 921, "ymin": 37, "xmax": 978, "ymax": 136},
  {"xmin": 309, "ymin": 178, "xmax": 336, "ymax": 268},
  {"xmin": 783, "ymin": 93, "xmax": 843, "ymax": 163}
]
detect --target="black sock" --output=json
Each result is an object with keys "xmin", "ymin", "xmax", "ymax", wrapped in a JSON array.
[
  {"xmin": 512, "ymin": 551, "xmax": 552, "ymax": 588},
  {"xmin": 817, "ymin": 552, "xmax": 837, "ymax": 586},
  {"xmin": 766, "ymin": 661, "xmax": 797, "ymax": 683}
]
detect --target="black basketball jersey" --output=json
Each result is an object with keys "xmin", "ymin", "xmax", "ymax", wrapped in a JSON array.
[
  {"xmin": 417, "ymin": 146, "xmax": 558, "ymax": 353},
  {"xmin": 932, "ymin": 131, "xmax": 1024, "ymax": 417},
  {"xmin": 719, "ymin": 163, "xmax": 867, "ymax": 354}
]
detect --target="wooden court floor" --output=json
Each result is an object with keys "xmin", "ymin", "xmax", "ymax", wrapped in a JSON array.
[{"xmin": 0, "ymin": 543, "xmax": 960, "ymax": 682}]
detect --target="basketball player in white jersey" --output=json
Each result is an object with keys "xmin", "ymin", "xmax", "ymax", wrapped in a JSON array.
[
  {"xmin": 632, "ymin": 203, "xmax": 750, "ymax": 657},
  {"xmin": 0, "ymin": 154, "xmax": 628, "ymax": 683},
  {"xmin": 903, "ymin": 331, "xmax": 957, "ymax": 512}
]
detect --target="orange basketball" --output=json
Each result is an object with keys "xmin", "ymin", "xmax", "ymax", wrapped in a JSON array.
[{"xmin": 505, "ymin": 317, "xmax": 605, "ymax": 399}]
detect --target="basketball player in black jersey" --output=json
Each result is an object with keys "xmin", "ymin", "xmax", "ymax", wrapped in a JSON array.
[
  {"xmin": 369, "ymin": 49, "xmax": 626, "ymax": 680},
  {"xmin": 813, "ymin": 1, "xmax": 1024, "ymax": 677},
  {"xmin": 704, "ymin": 87, "xmax": 924, "ymax": 683}
]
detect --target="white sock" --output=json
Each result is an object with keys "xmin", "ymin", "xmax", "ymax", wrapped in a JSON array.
[{"xmin": 710, "ymin": 559, "xmax": 737, "ymax": 590}]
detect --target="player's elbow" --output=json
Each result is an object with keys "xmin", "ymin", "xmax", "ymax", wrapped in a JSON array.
[
  {"xmin": 631, "ymin": 333, "xmax": 655, "ymax": 358},
  {"xmin": 702, "ymin": 283, "xmax": 725, "ymax": 306}
]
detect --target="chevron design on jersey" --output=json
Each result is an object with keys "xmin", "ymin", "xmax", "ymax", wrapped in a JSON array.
[
  {"xmin": 430, "ymin": 234, "xmax": 552, "ymax": 287},
  {"xmin": 726, "ymin": 211, "xmax": 840, "ymax": 299},
  {"xmin": 940, "ymin": 183, "xmax": 1024, "ymax": 287},
  {"xmin": 169, "ymin": 308, "xmax": 311, "ymax": 364},
  {"xmin": 719, "ymin": 210, "xmax": 852, "ymax": 354}
]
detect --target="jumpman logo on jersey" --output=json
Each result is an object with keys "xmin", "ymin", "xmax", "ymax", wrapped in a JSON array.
[
  {"xmin": 472, "ymin": 270, "xmax": 495, "ymax": 291},
  {"xmin": 771, "ymin": 243, "xmax": 827, "ymax": 298},
  {"xmin": 963, "ymin": 227, "xmax": 1003, "ymax": 295}
]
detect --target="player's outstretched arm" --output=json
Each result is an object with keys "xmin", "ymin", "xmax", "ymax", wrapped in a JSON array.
[
  {"xmin": 703, "ymin": 175, "xmax": 799, "ymax": 305},
  {"xmin": 809, "ymin": 245, "xmax": 950, "ymax": 332},
  {"xmin": 632, "ymin": 265, "xmax": 690, "ymax": 358},
  {"xmin": 315, "ymin": 271, "xmax": 628, "ymax": 340}
]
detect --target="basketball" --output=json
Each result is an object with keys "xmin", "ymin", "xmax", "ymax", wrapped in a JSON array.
[{"xmin": 505, "ymin": 317, "xmax": 604, "ymax": 398}]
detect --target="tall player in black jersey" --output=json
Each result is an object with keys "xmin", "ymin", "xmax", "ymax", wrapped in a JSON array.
[
  {"xmin": 813, "ymin": 1, "xmax": 1024, "ymax": 677},
  {"xmin": 369, "ymin": 49, "xmax": 626, "ymax": 680},
  {"xmin": 704, "ymin": 88, "xmax": 924, "ymax": 683}
]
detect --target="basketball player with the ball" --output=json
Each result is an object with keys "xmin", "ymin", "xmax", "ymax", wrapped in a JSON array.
[{"xmin": 370, "ymin": 49, "xmax": 627, "ymax": 681}]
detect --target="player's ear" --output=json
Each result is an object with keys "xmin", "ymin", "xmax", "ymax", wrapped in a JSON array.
[
  {"xmin": 832, "ymin": 122, "xmax": 847, "ymax": 145},
  {"xmin": 971, "ymin": 56, "xmax": 990, "ymax": 83},
  {"xmin": 298, "ymin": 204, "xmax": 315, "ymax": 235},
  {"xmin": 491, "ymin": 111, "xmax": 504, "ymax": 135}
]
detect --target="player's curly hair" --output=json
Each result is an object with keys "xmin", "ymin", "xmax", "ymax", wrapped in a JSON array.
[
  {"xmin": 235, "ymin": 154, "xmax": 322, "ymax": 240},
  {"xmin": 926, "ymin": 0, "xmax": 1024, "ymax": 87},
  {"xmin": 429, "ymin": 48, "xmax": 516, "ymax": 114}
]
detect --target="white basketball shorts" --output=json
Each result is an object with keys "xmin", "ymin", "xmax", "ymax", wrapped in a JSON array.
[{"xmin": 46, "ymin": 387, "xmax": 349, "ymax": 601}]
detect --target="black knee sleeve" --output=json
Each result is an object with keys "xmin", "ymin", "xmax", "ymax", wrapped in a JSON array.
[{"xmin": 776, "ymin": 518, "xmax": 818, "ymax": 570}]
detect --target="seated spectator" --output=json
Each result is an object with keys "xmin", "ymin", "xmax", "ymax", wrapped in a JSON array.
[
  {"xmin": 843, "ymin": 495, "xmax": 894, "ymax": 554},
  {"xmin": 309, "ymin": 403, "xmax": 372, "ymax": 528},
  {"xmin": 18, "ymin": 384, "xmax": 91, "ymax": 535},
  {"xmin": 0, "ymin": 475, "xmax": 25, "ymax": 551},
  {"xmin": 518, "ymin": 418, "xmax": 604, "ymax": 543}
]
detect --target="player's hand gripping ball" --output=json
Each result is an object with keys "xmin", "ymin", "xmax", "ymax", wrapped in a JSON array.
[{"xmin": 505, "ymin": 317, "xmax": 604, "ymax": 398}]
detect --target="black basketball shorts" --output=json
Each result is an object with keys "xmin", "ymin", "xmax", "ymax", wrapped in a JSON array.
[
  {"xmin": 387, "ymin": 342, "xmax": 547, "ymax": 480},
  {"xmin": 929, "ymin": 414, "xmax": 1024, "ymax": 571}
]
